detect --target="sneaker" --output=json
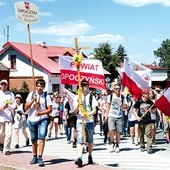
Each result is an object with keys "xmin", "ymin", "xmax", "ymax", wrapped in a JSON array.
[
  {"xmin": 141, "ymin": 148, "xmax": 145, "ymax": 152},
  {"xmin": 88, "ymin": 155, "xmax": 93, "ymax": 164},
  {"xmin": 115, "ymin": 146, "xmax": 120, "ymax": 153},
  {"xmin": 15, "ymin": 144, "xmax": 19, "ymax": 149},
  {"xmin": 30, "ymin": 157, "xmax": 37, "ymax": 164},
  {"xmin": 72, "ymin": 142, "xmax": 77, "ymax": 148},
  {"xmin": 75, "ymin": 158, "xmax": 83, "ymax": 167},
  {"xmin": 4, "ymin": 151, "xmax": 11, "ymax": 155},
  {"xmin": 67, "ymin": 140, "xmax": 71, "ymax": 144},
  {"xmin": 109, "ymin": 143, "xmax": 115, "ymax": 152},
  {"xmin": 26, "ymin": 138, "xmax": 29, "ymax": 146},
  {"xmin": 166, "ymin": 139, "xmax": 169, "ymax": 144},
  {"xmin": 48, "ymin": 133, "xmax": 51, "ymax": 138},
  {"xmin": 0, "ymin": 144, "xmax": 4, "ymax": 152},
  {"xmin": 37, "ymin": 158, "xmax": 44, "ymax": 167},
  {"xmin": 132, "ymin": 138, "xmax": 135, "ymax": 144},
  {"xmin": 147, "ymin": 148, "xmax": 153, "ymax": 154},
  {"xmin": 82, "ymin": 147, "xmax": 86, "ymax": 154}
]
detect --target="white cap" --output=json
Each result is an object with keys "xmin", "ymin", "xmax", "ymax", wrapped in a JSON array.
[
  {"xmin": 0, "ymin": 79, "xmax": 8, "ymax": 84},
  {"xmin": 15, "ymin": 94, "xmax": 22, "ymax": 99}
]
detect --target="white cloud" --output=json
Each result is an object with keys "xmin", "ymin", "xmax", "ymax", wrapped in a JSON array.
[
  {"xmin": 56, "ymin": 34, "xmax": 125, "ymax": 44},
  {"xmin": 113, "ymin": 0, "xmax": 170, "ymax": 7},
  {"xmin": 33, "ymin": 0, "xmax": 55, "ymax": 2},
  {"xmin": 39, "ymin": 12, "xmax": 53, "ymax": 17},
  {"xmin": 31, "ymin": 20, "xmax": 92, "ymax": 36},
  {"xmin": 151, "ymin": 38, "xmax": 160, "ymax": 43},
  {"xmin": 0, "ymin": 0, "xmax": 6, "ymax": 6}
]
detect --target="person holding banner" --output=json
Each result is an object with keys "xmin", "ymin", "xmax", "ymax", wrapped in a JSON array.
[
  {"xmin": 74, "ymin": 80, "xmax": 98, "ymax": 167},
  {"xmin": 133, "ymin": 89, "xmax": 155, "ymax": 154},
  {"xmin": 25, "ymin": 79, "xmax": 52, "ymax": 166}
]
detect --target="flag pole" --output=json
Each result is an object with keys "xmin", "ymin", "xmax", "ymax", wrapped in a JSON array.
[
  {"xmin": 27, "ymin": 24, "xmax": 36, "ymax": 92},
  {"xmin": 140, "ymin": 104, "xmax": 154, "ymax": 119}
]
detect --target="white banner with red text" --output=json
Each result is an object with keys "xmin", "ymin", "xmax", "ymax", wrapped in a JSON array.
[{"xmin": 59, "ymin": 56, "xmax": 106, "ymax": 90}]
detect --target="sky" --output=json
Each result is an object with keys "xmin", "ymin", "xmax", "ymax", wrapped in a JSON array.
[{"xmin": 1, "ymin": 0, "xmax": 170, "ymax": 64}]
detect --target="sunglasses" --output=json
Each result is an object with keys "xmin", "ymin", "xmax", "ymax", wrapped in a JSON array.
[
  {"xmin": 1, "ymin": 83, "xmax": 7, "ymax": 86},
  {"xmin": 114, "ymin": 88, "xmax": 120, "ymax": 91}
]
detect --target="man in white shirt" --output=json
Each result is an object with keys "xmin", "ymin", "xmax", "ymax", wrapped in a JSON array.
[
  {"xmin": 25, "ymin": 79, "xmax": 52, "ymax": 167},
  {"xmin": 0, "ymin": 79, "xmax": 15, "ymax": 155},
  {"xmin": 74, "ymin": 80, "xmax": 98, "ymax": 167}
]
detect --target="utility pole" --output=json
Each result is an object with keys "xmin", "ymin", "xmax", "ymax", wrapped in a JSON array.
[
  {"xmin": 3, "ymin": 27, "xmax": 6, "ymax": 44},
  {"xmin": 6, "ymin": 26, "xmax": 9, "ymax": 42}
]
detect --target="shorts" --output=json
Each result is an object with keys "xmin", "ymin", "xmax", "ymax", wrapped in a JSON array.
[
  {"xmin": 76, "ymin": 121, "xmax": 94, "ymax": 144},
  {"xmin": 108, "ymin": 116, "xmax": 122, "ymax": 133},
  {"xmin": 28, "ymin": 118, "xmax": 49, "ymax": 142},
  {"xmin": 164, "ymin": 120, "xmax": 170, "ymax": 132},
  {"xmin": 128, "ymin": 120, "xmax": 138, "ymax": 128},
  {"xmin": 13, "ymin": 117, "xmax": 28, "ymax": 129},
  {"xmin": 69, "ymin": 115, "xmax": 77, "ymax": 128}
]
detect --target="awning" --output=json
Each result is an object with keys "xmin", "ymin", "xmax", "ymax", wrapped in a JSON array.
[{"xmin": 151, "ymin": 76, "xmax": 167, "ymax": 81}]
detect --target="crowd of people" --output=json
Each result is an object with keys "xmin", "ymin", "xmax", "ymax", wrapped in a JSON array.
[{"xmin": 0, "ymin": 78, "xmax": 170, "ymax": 168}]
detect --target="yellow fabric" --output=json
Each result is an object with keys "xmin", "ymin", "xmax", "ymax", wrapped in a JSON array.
[
  {"xmin": 77, "ymin": 88, "xmax": 90, "ymax": 120},
  {"xmin": 165, "ymin": 116, "xmax": 170, "ymax": 123}
]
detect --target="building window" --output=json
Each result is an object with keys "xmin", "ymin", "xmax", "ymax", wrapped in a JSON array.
[
  {"xmin": 52, "ymin": 84, "xmax": 59, "ymax": 93},
  {"xmin": 65, "ymin": 84, "xmax": 72, "ymax": 90},
  {"xmin": 10, "ymin": 55, "xmax": 16, "ymax": 69}
]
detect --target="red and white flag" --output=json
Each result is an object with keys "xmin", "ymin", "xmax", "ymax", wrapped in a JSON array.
[
  {"xmin": 155, "ymin": 88, "xmax": 170, "ymax": 116},
  {"xmin": 122, "ymin": 60, "xmax": 150, "ymax": 99},
  {"xmin": 130, "ymin": 61, "xmax": 152, "ymax": 86},
  {"xmin": 59, "ymin": 56, "xmax": 106, "ymax": 90},
  {"xmin": 117, "ymin": 61, "xmax": 152, "ymax": 86}
]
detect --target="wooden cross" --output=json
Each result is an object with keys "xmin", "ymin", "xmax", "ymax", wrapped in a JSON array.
[{"xmin": 73, "ymin": 38, "xmax": 90, "ymax": 54}]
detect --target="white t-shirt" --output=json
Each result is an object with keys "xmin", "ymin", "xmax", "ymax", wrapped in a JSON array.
[
  {"xmin": 0, "ymin": 90, "xmax": 15, "ymax": 122},
  {"xmin": 74, "ymin": 93, "xmax": 98, "ymax": 123},
  {"xmin": 128, "ymin": 100, "xmax": 136, "ymax": 121},
  {"xmin": 107, "ymin": 93, "xmax": 122, "ymax": 118},
  {"xmin": 26, "ymin": 91, "xmax": 52, "ymax": 122}
]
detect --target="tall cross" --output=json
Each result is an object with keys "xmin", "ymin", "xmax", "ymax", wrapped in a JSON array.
[{"xmin": 73, "ymin": 38, "xmax": 90, "ymax": 54}]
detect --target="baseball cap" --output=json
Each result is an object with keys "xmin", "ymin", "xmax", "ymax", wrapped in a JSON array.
[
  {"xmin": 142, "ymin": 89, "xmax": 149, "ymax": 94},
  {"xmin": 15, "ymin": 94, "xmax": 22, "ymax": 99},
  {"xmin": 0, "ymin": 79, "xmax": 8, "ymax": 84},
  {"xmin": 81, "ymin": 80, "xmax": 89, "ymax": 87}
]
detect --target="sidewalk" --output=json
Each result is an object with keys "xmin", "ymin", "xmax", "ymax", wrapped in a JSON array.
[{"xmin": 0, "ymin": 125, "xmax": 170, "ymax": 170}]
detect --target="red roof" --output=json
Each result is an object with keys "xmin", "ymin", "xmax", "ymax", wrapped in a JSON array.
[
  {"xmin": 145, "ymin": 64, "xmax": 167, "ymax": 70},
  {"xmin": 0, "ymin": 41, "xmax": 75, "ymax": 74},
  {"xmin": 0, "ymin": 41, "xmax": 110, "ymax": 75}
]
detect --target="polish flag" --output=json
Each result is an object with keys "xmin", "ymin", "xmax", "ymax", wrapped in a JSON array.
[
  {"xmin": 130, "ymin": 61, "xmax": 152, "ymax": 86},
  {"xmin": 155, "ymin": 88, "xmax": 170, "ymax": 116},
  {"xmin": 122, "ymin": 60, "xmax": 150, "ymax": 99},
  {"xmin": 59, "ymin": 56, "xmax": 107, "ymax": 90}
]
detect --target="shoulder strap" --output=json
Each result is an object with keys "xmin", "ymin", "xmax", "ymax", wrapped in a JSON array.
[
  {"xmin": 31, "ymin": 91, "xmax": 34, "ymax": 100},
  {"xmin": 89, "ymin": 92, "xmax": 93, "ymax": 108},
  {"xmin": 110, "ymin": 93, "xmax": 113, "ymax": 103},
  {"xmin": 44, "ymin": 91, "xmax": 47, "ymax": 109}
]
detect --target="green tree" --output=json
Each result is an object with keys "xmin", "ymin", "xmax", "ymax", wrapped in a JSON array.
[
  {"xmin": 19, "ymin": 81, "xmax": 29, "ymax": 92},
  {"xmin": 154, "ymin": 39, "xmax": 170, "ymax": 77},
  {"xmin": 94, "ymin": 42, "xmax": 121, "ymax": 81},
  {"xmin": 116, "ymin": 44, "xmax": 128, "ymax": 62}
]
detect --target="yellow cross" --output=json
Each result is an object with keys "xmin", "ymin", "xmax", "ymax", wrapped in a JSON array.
[{"xmin": 73, "ymin": 38, "xmax": 90, "ymax": 54}]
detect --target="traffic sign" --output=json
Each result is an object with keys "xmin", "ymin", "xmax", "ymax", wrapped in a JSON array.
[
  {"xmin": 14, "ymin": 1, "xmax": 39, "ymax": 25},
  {"xmin": 105, "ymin": 77, "xmax": 110, "ymax": 83}
]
